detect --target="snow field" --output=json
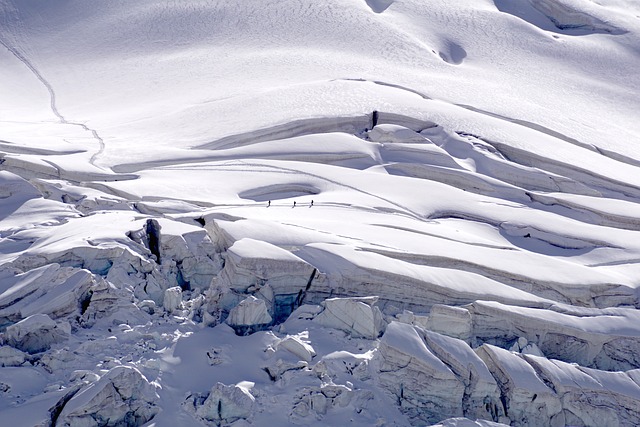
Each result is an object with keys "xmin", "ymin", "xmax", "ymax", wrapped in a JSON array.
[{"xmin": 2, "ymin": 0, "xmax": 640, "ymax": 426}]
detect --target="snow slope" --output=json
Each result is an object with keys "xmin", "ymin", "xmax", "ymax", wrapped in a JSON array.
[{"xmin": 1, "ymin": 0, "xmax": 640, "ymax": 426}]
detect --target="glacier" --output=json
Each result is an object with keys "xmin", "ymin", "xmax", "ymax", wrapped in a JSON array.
[{"xmin": 1, "ymin": 0, "xmax": 640, "ymax": 426}]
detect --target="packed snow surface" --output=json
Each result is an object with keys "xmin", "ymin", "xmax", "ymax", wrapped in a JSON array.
[{"xmin": 1, "ymin": 0, "xmax": 640, "ymax": 426}]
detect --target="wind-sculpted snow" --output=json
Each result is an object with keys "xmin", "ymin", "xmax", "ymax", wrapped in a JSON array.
[
  {"xmin": 494, "ymin": 0, "xmax": 628, "ymax": 35},
  {"xmin": 2, "ymin": 0, "xmax": 640, "ymax": 425}
]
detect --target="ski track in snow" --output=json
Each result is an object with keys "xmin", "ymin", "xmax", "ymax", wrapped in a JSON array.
[{"xmin": 0, "ymin": 36, "xmax": 106, "ymax": 167}]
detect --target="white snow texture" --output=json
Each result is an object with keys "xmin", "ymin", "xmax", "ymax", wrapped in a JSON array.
[{"xmin": 1, "ymin": 0, "xmax": 640, "ymax": 426}]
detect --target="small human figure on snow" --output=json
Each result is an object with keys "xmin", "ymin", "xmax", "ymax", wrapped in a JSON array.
[
  {"xmin": 267, "ymin": 200, "xmax": 271, "ymax": 207},
  {"xmin": 310, "ymin": 200, "xmax": 314, "ymax": 207},
  {"xmin": 293, "ymin": 201, "xmax": 296, "ymax": 208}
]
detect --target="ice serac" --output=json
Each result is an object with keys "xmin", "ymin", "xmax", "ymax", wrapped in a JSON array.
[
  {"xmin": 313, "ymin": 349, "xmax": 373, "ymax": 385},
  {"xmin": 80, "ymin": 276, "xmax": 119, "ymax": 326},
  {"xmin": 122, "ymin": 219, "xmax": 223, "ymax": 303},
  {"xmin": 214, "ymin": 238, "xmax": 316, "ymax": 321},
  {"xmin": 160, "ymin": 228, "xmax": 223, "ymax": 291},
  {"xmin": 0, "ymin": 264, "xmax": 93, "ymax": 324},
  {"xmin": 425, "ymin": 304, "xmax": 473, "ymax": 343},
  {"xmin": 476, "ymin": 344, "xmax": 564, "ymax": 427},
  {"xmin": 468, "ymin": 300, "xmax": 640, "ymax": 371},
  {"xmin": 4, "ymin": 313, "xmax": 69, "ymax": 354},
  {"xmin": 189, "ymin": 382, "xmax": 255, "ymax": 424},
  {"xmin": 55, "ymin": 365, "xmax": 159, "ymax": 427},
  {"xmin": 226, "ymin": 296, "xmax": 273, "ymax": 334},
  {"xmin": 421, "ymin": 330, "xmax": 505, "ymax": 423},
  {"xmin": 375, "ymin": 321, "xmax": 464, "ymax": 424},
  {"xmin": 313, "ymin": 296, "xmax": 385, "ymax": 339},
  {"xmin": 1, "ymin": 0, "xmax": 640, "ymax": 425},
  {"xmin": 523, "ymin": 354, "xmax": 640, "ymax": 427}
]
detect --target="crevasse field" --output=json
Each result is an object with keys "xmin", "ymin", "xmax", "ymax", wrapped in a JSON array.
[{"xmin": 1, "ymin": 0, "xmax": 640, "ymax": 426}]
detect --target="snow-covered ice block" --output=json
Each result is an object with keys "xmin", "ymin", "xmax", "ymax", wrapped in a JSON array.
[
  {"xmin": 191, "ymin": 382, "xmax": 255, "ymax": 424},
  {"xmin": 469, "ymin": 300, "xmax": 640, "ymax": 371},
  {"xmin": 227, "ymin": 296, "xmax": 273, "ymax": 334},
  {"xmin": 290, "ymin": 383, "xmax": 354, "ymax": 420},
  {"xmin": 262, "ymin": 334, "xmax": 316, "ymax": 380},
  {"xmin": 56, "ymin": 365, "xmax": 159, "ymax": 427},
  {"xmin": 509, "ymin": 336, "xmax": 544, "ymax": 357},
  {"xmin": 80, "ymin": 276, "xmax": 119, "ymax": 326},
  {"xmin": 4, "ymin": 314, "xmax": 69, "ymax": 354},
  {"xmin": 425, "ymin": 304, "xmax": 472, "ymax": 343},
  {"xmin": 277, "ymin": 335, "xmax": 316, "ymax": 363},
  {"xmin": 160, "ymin": 228, "xmax": 223, "ymax": 290},
  {"xmin": 40, "ymin": 348, "xmax": 78, "ymax": 374},
  {"xmin": 375, "ymin": 321, "xmax": 464, "ymax": 424},
  {"xmin": 137, "ymin": 299, "xmax": 157, "ymax": 314},
  {"xmin": 314, "ymin": 350, "xmax": 373, "ymax": 383},
  {"xmin": 263, "ymin": 357, "xmax": 308, "ymax": 382},
  {"xmin": 207, "ymin": 236, "xmax": 319, "ymax": 322},
  {"xmin": 220, "ymin": 238, "xmax": 315, "ymax": 293},
  {"xmin": 0, "ymin": 345, "xmax": 28, "ymax": 367},
  {"xmin": 523, "ymin": 354, "xmax": 640, "ymax": 427},
  {"xmin": 395, "ymin": 310, "xmax": 429, "ymax": 329},
  {"xmin": 421, "ymin": 329, "xmax": 504, "ymax": 422},
  {"xmin": 476, "ymin": 344, "xmax": 563, "ymax": 427},
  {"xmin": 163, "ymin": 286, "xmax": 183, "ymax": 313},
  {"xmin": 0, "ymin": 264, "xmax": 93, "ymax": 323},
  {"xmin": 313, "ymin": 296, "xmax": 385, "ymax": 339}
]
